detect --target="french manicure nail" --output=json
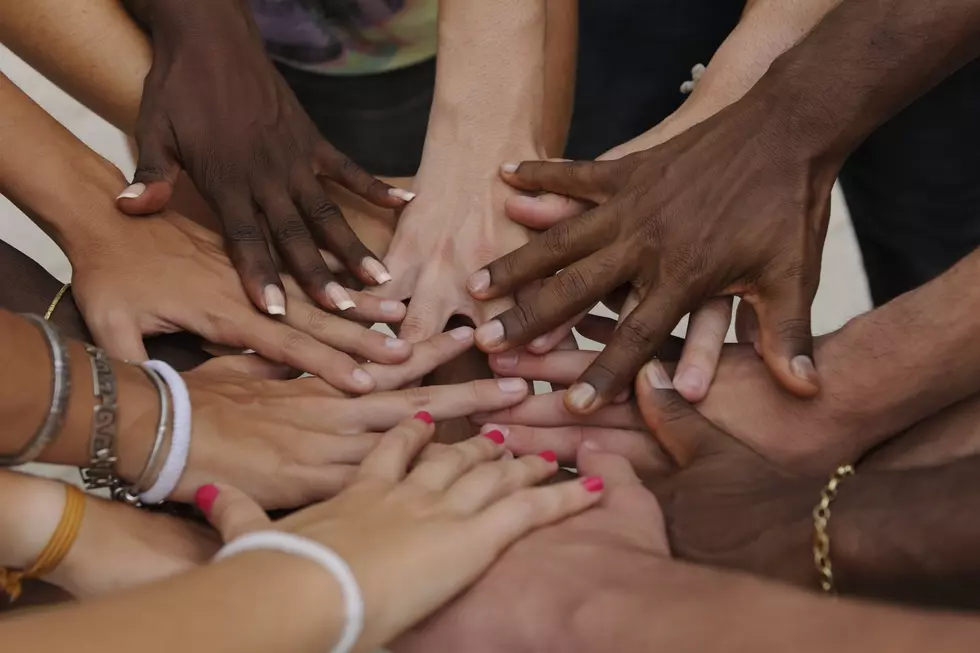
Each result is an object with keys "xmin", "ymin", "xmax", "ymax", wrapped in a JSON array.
[
  {"xmin": 263, "ymin": 285, "xmax": 286, "ymax": 316},
  {"xmin": 384, "ymin": 337, "xmax": 408, "ymax": 349},
  {"xmin": 362, "ymin": 257, "xmax": 392, "ymax": 284},
  {"xmin": 116, "ymin": 182, "xmax": 146, "ymax": 200},
  {"xmin": 414, "ymin": 411, "xmax": 434, "ymax": 424},
  {"xmin": 476, "ymin": 320, "xmax": 505, "ymax": 348},
  {"xmin": 791, "ymin": 355, "xmax": 817, "ymax": 383},
  {"xmin": 497, "ymin": 378, "xmax": 526, "ymax": 393},
  {"xmin": 644, "ymin": 361, "xmax": 674, "ymax": 390},
  {"xmin": 450, "ymin": 326, "xmax": 474, "ymax": 342},
  {"xmin": 493, "ymin": 351, "xmax": 519, "ymax": 370},
  {"xmin": 326, "ymin": 282, "xmax": 356, "ymax": 311},
  {"xmin": 351, "ymin": 368, "xmax": 373, "ymax": 387},
  {"xmin": 539, "ymin": 450, "xmax": 557, "ymax": 463},
  {"xmin": 581, "ymin": 476, "xmax": 604, "ymax": 493},
  {"xmin": 388, "ymin": 187, "xmax": 416, "ymax": 202},
  {"xmin": 194, "ymin": 484, "xmax": 219, "ymax": 516},
  {"xmin": 501, "ymin": 163, "xmax": 519, "ymax": 174},
  {"xmin": 566, "ymin": 383, "xmax": 597, "ymax": 411},
  {"xmin": 483, "ymin": 429, "xmax": 506, "ymax": 445},
  {"xmin": 674, "ymin": 368, "xmax": 705, "ymax": 396},
  {"xmin": 381, "ymin": 300, "xmax": 404, "ymax": 316},
  {"xmin": 467, "ymin": 269, "xmax": 491, "ymax": 294}
]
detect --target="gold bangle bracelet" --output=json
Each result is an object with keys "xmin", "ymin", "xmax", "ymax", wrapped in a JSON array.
[
  {"xmin": 44, "ymin": 283, "xmax": 71, "ymax": 321},
  {"xmin": 813, "ymin": 464, "xmax": 855, "ymax": 594},
  {"xmin": 0, "ymin": 484, "xmax": 86, "ymax": 602}
]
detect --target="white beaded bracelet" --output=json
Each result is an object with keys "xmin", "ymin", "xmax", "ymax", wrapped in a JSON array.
[
  {"xmin": 215, "ymin": 531, "xmax": 364, "ymax": 653},
  {"xmin": 139, "ymin": 360, "xmax": 191, "ymax": 504}
]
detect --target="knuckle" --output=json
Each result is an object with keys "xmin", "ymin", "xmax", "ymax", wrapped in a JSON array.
[
  {"xmin": 773, "ymin": 316, "xmax": 812, "ymax": 342},
  {"xmin": 273, "ymin": 218, "xmax": 311, "ymax": 245},
  {"xmin": 618, "ymin": 318, "xmax": 656, "ymax": 354},
  {"xmin": 225, "ymin": 223, "xmax": 266, "ymax": 244},
  {"xmin": 304, "ymin": 308, "xmax": 338, "ymax": 334},
  {"xmin": 279, "ymin": 330, "xmax": 312, "ymax": 355},
  {"xmin": 554, "ymin": 267, "xmax": 593, "ymax": 303},
  {"xmin": 543, "ymin": 222, "xmax": 573, "ymax": 258},
  {"xmin": 307, "ymin": 200, "xmax": 344, "ymax": 225},
  {"xmin": 510, "ymin": 302, "xmax": 541, "ymax": 333},
  {"xmin": 403, "ymin": 385, "xmax": 434, "ymax": 409}
]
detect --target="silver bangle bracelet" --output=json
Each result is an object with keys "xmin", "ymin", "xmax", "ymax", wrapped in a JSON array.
[
  {"xmin": 115, "ymin": 365, "xmax": 171, "ymax": 506},
  {"xmin": 1, "ymin": 314, "xmax": 71, "ymax": 467},
  {"xmin": 80, "ymin": 345, "xmax": 120, "ymax": 491}
]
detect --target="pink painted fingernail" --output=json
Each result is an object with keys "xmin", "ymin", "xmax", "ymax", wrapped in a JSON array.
[
  {"xmin": 581, "ymin": 476, "xmax": 604, "ymax": 493},
  {"xmin": 116, "ymin": 182, "xmax": 146, "ymax": 200},
  {"xmin": 539, "ymin": 450, "xmax": 557, "ymax": 463},
  {"xmin": 467, "ymin": 269, "xmax": 491, "ymax": 294},
  {"xmin": 493, "ymin": 351, "xmax": 519, "ymax": 370},
  {"xmin": 415, "ymin": 411, "xmax": 434, "ymax": 424},
  {"xmin": 362, "ymin": 257, "xmax": 392, "ymax": 284},
  {"xmin": 326, "ymin": 282, "xmax": 356, "ymax": 311},
  {"xmin": 388, "ymin": 188, "xmax": 416, "ymax": 202},
  {"xmin": 476, "ymin": 320, "xmax": 505, "ymax": 348},
  {"xmin": 263, "ymin": 285, "xmax": 286, "ymax": 316},
  {"xmin": 566, "ymin": 383, "xmax": 597, "ymax": 411},
  {"xmin": 480, "ymin": 424, "xmax": 509, "ymax": 438},
  {"xmin": 483, "ymin": 429, "xmax": 506, "ymax": 445},
  {"xmin": 195, "ymin": 484, "xmax": 219, "ymax": 516}
]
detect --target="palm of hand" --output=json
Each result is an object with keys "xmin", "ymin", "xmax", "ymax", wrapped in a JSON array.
[{"xmin": 372, "ymin": 178, "xmax": 531, "ymax": 342}]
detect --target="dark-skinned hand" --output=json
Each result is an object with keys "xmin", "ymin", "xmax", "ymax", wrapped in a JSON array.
[
  {"xmin": 118, "ymin": 0, "xmax": 412, "ymax": 314},
  {"xmin": 469, "ymin": 92, "xmax": 839, "ymax": 414},
  {"xmin": 637, "ymin": 359, "xmax": 824, "ymax": 587}
]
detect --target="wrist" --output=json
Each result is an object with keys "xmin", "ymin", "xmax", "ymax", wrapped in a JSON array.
[{"xmin": 0, "ymin": 472, "xmax": 65, "ymax": 571}]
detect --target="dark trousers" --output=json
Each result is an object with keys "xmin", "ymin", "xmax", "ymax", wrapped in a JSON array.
[{"xmin": 280, "ymin": 0, "xmax": 980, "ymax": 305}]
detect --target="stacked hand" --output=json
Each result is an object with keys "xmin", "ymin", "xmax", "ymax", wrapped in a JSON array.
[
  {"xmin": 118, "ymin": 0, "xmax": 410, "ymax": 310},
  {"xmin": 201, "ymin": 413, "xmax": 604, "ymax": 653}
]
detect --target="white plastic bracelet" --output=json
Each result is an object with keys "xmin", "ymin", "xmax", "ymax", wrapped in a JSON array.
[
  {"xmin": 215, "ymin": 531, "xmax": 364, "ymax": 653},
  {"xmin": 139, "ymin": 360, "xmax": 191, "ymax": 504}
]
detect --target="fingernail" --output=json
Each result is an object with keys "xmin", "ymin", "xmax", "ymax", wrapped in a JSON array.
[
  {"xmin": 566, "ymin": 383, "xmax": 597, "ymax": 411},
  {"xmin": 497, "ymin": 378, "xmax": 527, "ymax": 393},
  {"xmin": 476, "ymin": 320, "xmax": 505, "ymax": 348},
  {"xmin": 613, "ymin": 389, "xmax": 631, "ymax": 404},
  {"xmin": 674, "ymin": 368, "xmax": 705, "ymax": 397},
  {"xmin": 388, "ymin": 187, "xmax": 416, "ymax": 202},
  {"xmin": 194, "ymin": 484, "xmax": 219, "ymax": 516},
  {"xmin": 480, "ymin": 424, "xmax": 510, "ymax": 438},
  {"xmin": 791, "ymin": 355, "xmax": 817, "ymax": 383},
  {"xmin": 450, "ymin": 326, "xmax": 474, "ymax": 342},
  {"xmin": 493, "ymin": 351, "xmax": 519, "ymax": 370},
  {"xmin": 384, "ymin": 337, "xmax": 408, "ymax": 350},
  {"xmin": 263, "ymin": 285, "xmax": 286, "ymax": 316},
  {"xmin": 483, "ymin": 429, "xmax": 506, "ymax": 445},
  {"xmin": 467, "ymin": 269, "xmax": 491, "ymax": 294},
  {"xmin": 513, "ymin": 194, "xmax": 540, "ymax": 204},
  {"xmin": 501, "ymin": 163, "xmax": 519, "ymax": 174},
  {"xmin": 539, "ymin": 450, "xmax": 557, "ymax": 463},
  {"xmin": 581, "ymin": 476, "xmax": 604, "ymax": 493},
  {"xmin": 381, "ymin": 300, "xmax": 404, "ymax": 316},
  {"xmin": 326, "ymin": 282, "xmax": 356, "ymax": 311},
  {"xmin": 351, "ymin": 368, "xmax": 373, "ymax": 387},
  {"xmin": 582, "ymin": 440, "xmax": 603, "ymax": 451},
  {"xmin": 529, "ymin": 335, "xmax": 550, "ymax": 351},
  {"xmin": 414, "ymin": 411, "xmax": 434, "ymax": 424},
  {"xmin": 362, "ymin": 257, "xmax": 392, "ymax": 284},
  {"xmin": 644, "ymin": 361, "xmax": 674, "ymax": 390},
  {"xmin": 116, "ymin": 182, "xmax": 146, "ymax": 200}
]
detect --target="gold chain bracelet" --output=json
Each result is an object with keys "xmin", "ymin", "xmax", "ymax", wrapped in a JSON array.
[
  {"xmin": 44, "ymin": 282, "xmax": 71, "ymax": 321},
  {"xmin": 813, "ymin": 464, "xmax": 854, "ymax": 594}
]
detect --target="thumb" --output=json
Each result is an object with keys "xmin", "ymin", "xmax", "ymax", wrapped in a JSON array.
[
  {"xmin": 635, "ymin": 360, "xmax": 741, "ymax": 467},
  {"xmin": 88, "ymin": 311, "xmax": 149, "ymax": 362},
  {"xmin": 751, "ymin": 284, "xmax": 819, "ymax": 398},
  {"xmin": 195, "ymin": 483, "xmax": 272, "ymax": 543},
  {"xmin": 117, "ymin": 130, "xmax": 181, "ymax": 216}
]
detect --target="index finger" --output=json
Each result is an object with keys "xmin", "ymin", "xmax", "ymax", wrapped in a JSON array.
[{"xmin": 500, "ymin": 159, "xmax": 621, "ymax": 203}]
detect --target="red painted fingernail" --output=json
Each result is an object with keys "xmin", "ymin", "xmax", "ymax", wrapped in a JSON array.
[
  {"xmin": 539, "ymin": 450, "xmax": 557, "ymax": 463},
  {"xmin": 483, "ymin": 429, "xmax": 505, "ymax": 445},
  {"xmin": 581, "ymin": 476, "xmax": 604, "ymax": 493},
  {"xmin": 195, "ymin": 484, "xmax": 219, "ymax": 516},
  {"xmin": 414, "ymin": 411, "xmax": 434, "ymax": 424}
]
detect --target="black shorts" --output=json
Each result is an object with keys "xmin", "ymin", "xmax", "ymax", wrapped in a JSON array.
[{"xmin": 279, "ymin": 0, "xmax": 980, "ymax": 305}]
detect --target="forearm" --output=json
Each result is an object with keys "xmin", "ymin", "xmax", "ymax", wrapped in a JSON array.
[
  {"xmin": 0, "ymin": 0, "xmax": 149, "ymax": 133},
  {"xmin": 574, "ymin": 556, "xmax": 980, "ymax": 653},
  {"xmin": 418, "ymin": 0, "xmax": 565, "ymax": 174},
  {"xmin": 0, "ymin": 551, "xmax": 342, "ymax": 653},
  {"xmin": 0, "ymin": 310, "xmax": 157, "ymax": 481},
  {"xmin": 0, "ymin": 72, "xmax": 136, "ymax": 262}
]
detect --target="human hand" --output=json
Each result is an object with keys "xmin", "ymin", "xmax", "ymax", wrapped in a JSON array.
[
  {"xmin": 200, "ymin": 413, "xmax": 604, "ymax": 652},
  {"xmin": 369, "ymin": 156, "xmax": 537, "ymax": 343},
  {"xmin": 117, "ymin": 0, "xmax": 410, "ymax": 311},
  {"xmin": 393, "ymin": 444, "xmax": 666, "ymax": 653},
  {"xmin": 470, "ymin": 94, "xmax": 839, "ymax": 413},
  {"xmin": 135, "ymin": 346, "xmax": 533, "ymax": 509},
  {"xmin": 70, "ymin": 210, "xmax": 410, "ymax": 394}
]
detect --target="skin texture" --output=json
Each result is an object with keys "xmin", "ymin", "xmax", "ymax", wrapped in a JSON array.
[
  {"xmin": 115, "ymin": 0, "xmax": 410, "ymax": 313},
  {"xmin": 469, "ymin": 0, "xmax": 980, "ymax": 415},
  {"xmin": 0, "ymin": 417, "xmax": 603, "ymax": 653}
]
